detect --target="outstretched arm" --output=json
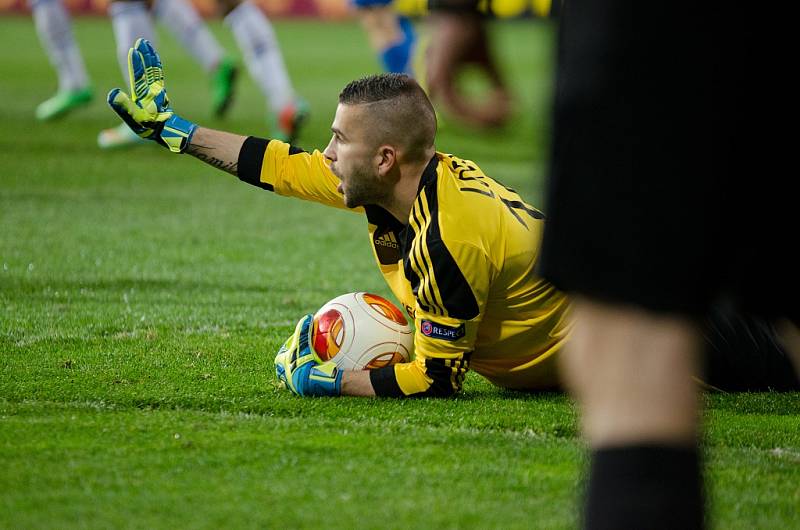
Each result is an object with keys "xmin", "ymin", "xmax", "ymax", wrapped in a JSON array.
[
  {"xmin": 107, "ymin": 37, "xmax": 247, "ymax": 174},
  {"xmin": 108, "ymin": 38, "xmax": 350, "ymax": 210},
  {"xmin": 184, "ymin": 128, "xmax": 246, "ymax": 176}
]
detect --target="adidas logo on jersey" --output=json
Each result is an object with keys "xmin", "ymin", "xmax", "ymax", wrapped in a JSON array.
[
  {"xmin": 373, "ymin": 228, "xmax": 402, "ymax": 265},
  {"xmin": 374, "ymin": 231, "xmax": 399, "ymax": 249}
]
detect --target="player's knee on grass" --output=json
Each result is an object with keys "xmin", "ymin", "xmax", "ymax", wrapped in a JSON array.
[{"xmin": 777, "ymin": 319, "xmax": 800, "ymax": 379}]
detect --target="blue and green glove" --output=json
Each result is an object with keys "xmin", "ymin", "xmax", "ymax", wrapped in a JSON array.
[
  {"xmin": 274, "ymin": 315, "xmax": 342, "ymax": 397},
  {"xmin": 107, "ymin": 38, "xmax": 197, "ymax": 153}
]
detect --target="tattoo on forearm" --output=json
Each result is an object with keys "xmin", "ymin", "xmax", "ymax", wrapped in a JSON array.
[{"xmin": 186, "ymin": 143, "xmax": 238, "ymax": 175}]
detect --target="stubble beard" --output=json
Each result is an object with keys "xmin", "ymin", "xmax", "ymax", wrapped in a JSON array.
[{"xmin": 340, "ymin": 163, "xmax": 389, "ymax": 209}]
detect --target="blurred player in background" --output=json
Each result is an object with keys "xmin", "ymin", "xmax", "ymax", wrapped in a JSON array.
[
  {"xmin": 354, "ymin": 0, "xmax": 416, "ymax": 75},
  {"xmin": 99, "ymin": 0, "xmax": 307, "ymax": 148},
  {"xmin": 424, "ymin": 0, "xmax": 514, "ymax": 128},
  {"xmin": 353, "ymin": 0, "xmax": 511, "ymax": 130},
  {"xmin": 151, "ymin": 0, "xmax": 238, "ymax": 118},
  {"xmin": 29, "ymin": 0, "xmax": 93, "ymax": 120},
  {"xmin": 540, "ymin": 1, "xmax": 800, "ymax": 529}
]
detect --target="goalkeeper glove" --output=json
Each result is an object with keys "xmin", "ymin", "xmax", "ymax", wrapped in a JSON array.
[
  {"xmin": 274, "ymin": 315, "xmax": 342, "ymax": 397},
  {"xmin": 107, "ymin": 38, "xmax": 197, "ymax": 153}
]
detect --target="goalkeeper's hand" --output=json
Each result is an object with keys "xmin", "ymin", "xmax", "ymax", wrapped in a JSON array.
[
  {"xmin": 274, "ymin": 315, "xmax": 342, "ymax": 397},
  {"xmin": 106, "ymin": 38, "xmax": 197, "ymax": 153}
]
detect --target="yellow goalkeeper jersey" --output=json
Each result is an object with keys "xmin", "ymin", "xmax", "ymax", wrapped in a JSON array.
[{"xmin": 238, "ymin": 137, "xmax": 571, "ymax": 396}]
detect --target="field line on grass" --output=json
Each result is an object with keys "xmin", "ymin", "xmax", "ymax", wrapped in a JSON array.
[
  {"xmin": 8, "ymin": 320, "xmax": 297, "ymax": 347},
  {"xmin": 0, "ymin": 400, "xmax": 573, "ymax": 441},
  {"xmin": 0, "ymin": 399, "xmax": 122, "ymax": 412},
  {"xmin": 768, "ymin": 447, "xmax": 800, "ymax": 462}
]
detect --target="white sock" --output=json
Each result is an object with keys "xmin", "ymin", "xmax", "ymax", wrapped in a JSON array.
[
  {"xmin": 108, "ymin": 0, "xmax": 157, "ymax": 82},
  {"xmin": 153, "ymin": 0, "xmax": 225, "ymax": 73},
  {"xmin": 224, "ymin": 1, "xmax": 294, "ymax": 113},
  {"xmin": 29, "ymin": 0, "xmax": 90, "ymax": 92}
]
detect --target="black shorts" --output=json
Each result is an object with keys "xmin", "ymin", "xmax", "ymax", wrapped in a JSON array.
[{"xmin": 539, "ymin": 1, "xmax": 796, "ymax": 320}]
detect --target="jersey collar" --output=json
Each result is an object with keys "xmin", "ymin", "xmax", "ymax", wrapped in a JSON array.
[
  {"xmin": 416, "ymin": 155, "xmax": 439, "ymax": 195},
  {"xmin": 364, "ymin": 203, "xmax": 405, "ymax": 232}
]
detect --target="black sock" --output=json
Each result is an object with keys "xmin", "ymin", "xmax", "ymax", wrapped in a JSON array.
[{"xmin": 584, "ymin": 445, "xmax": 704, "ymax": 530}]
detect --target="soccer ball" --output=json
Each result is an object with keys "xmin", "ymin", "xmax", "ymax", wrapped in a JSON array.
[{"xmin": 311, "ymin": 292, "xmax": 414, "ymax": 370}]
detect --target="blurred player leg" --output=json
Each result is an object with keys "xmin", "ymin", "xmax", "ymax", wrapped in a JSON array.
[
  {"xmin": 222, "ymin": 0, "xmax": 308, "ymax": 143},
  {"xmin": 109, "ymin": 0, "xmax": 157, "ymax": 83},
  {"xmin": 424, "ymin": 10, "xmax": 511, "ymax": 128},
  {"xmin": 354, "ymin": 1, "xmax": 416, "ymax": 75},
  {"xmin": 99, "ymin": 0, "xmax": 157, "ymax": 148},
  {"xmin": 540, "ymin": 1, "xmax": 719, "ymax": 527},
  {"xmin": 152, "ymin": 0, "xmax": 239, "ymax": 116},
  {"xmin": 29, "ymin": 0, "xmax": 93, "ymax": 121},
  {"xmin": 561, "ymin": 300, "xmax": 704, "ymax": 529}
]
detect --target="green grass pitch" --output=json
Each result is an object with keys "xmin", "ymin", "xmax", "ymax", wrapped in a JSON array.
[{"xmin": 1, "ymin": 16, "xmax": 798, "ymax": 529}]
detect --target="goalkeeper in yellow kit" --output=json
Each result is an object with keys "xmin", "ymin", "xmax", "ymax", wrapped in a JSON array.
[
  {"xmin": 109, "ymin": 40, "xmax": 798, "ymax": 398},
  {"xmin": 109, "ymin": 38, "xmax": 568, "ymax": 397}
]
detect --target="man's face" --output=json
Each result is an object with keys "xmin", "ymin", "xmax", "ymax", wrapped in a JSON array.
[{"xmin": 323, "ymin": 104, "xmax": 390, "ymax": 209}]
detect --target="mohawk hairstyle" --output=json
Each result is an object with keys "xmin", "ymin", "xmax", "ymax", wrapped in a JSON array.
[
  {"xmin": 338, "ymin": 74, "xmax": 437, "ymax": 161},
  {"xmin": 339, "ymin": 73, "xmax": 422, "ymax": 105}
]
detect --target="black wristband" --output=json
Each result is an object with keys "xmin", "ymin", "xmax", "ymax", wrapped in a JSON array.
[
  {"xmin": 237, "ymin": 136, "xmax": 273, "ymax": 191},
  {"xmin": 369, "ymin": 365, "xmax": 405, "ymax": 397}
]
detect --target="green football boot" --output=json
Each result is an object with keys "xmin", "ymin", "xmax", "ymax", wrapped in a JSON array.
[
  {"xmin": 210, "ymin": 57, "xmax": 238, "ymax": 117},
  {"xmin": 35, "ymin": 86, "xmax": 93, "ymax": 121},
  {"xmin": 272, "ymin": 99, "xmax": 309, "ymax": 145}
]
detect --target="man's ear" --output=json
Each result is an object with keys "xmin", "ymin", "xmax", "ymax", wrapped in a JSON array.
[{"xmin": 376, "ymin": 145, "xmax": 397, "ymax": 178}]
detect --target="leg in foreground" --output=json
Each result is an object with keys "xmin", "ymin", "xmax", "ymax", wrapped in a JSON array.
[{"xmin": 562, "ymin": 298, "xmax": 704, "ymax": 530}]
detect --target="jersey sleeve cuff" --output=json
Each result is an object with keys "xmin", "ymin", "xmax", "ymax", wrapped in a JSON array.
[
  {"xmin": 237, "ymin": 136, "xmax": 273, "ymax": 191},
  {"xmin": 369, "ymin": 365, "xmax": 405, "ymax": 397}
]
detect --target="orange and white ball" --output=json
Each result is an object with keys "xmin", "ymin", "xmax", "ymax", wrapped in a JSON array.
[{"xmin": 311, "ymin": 292, "xmax": 414, "ymax": 370}]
